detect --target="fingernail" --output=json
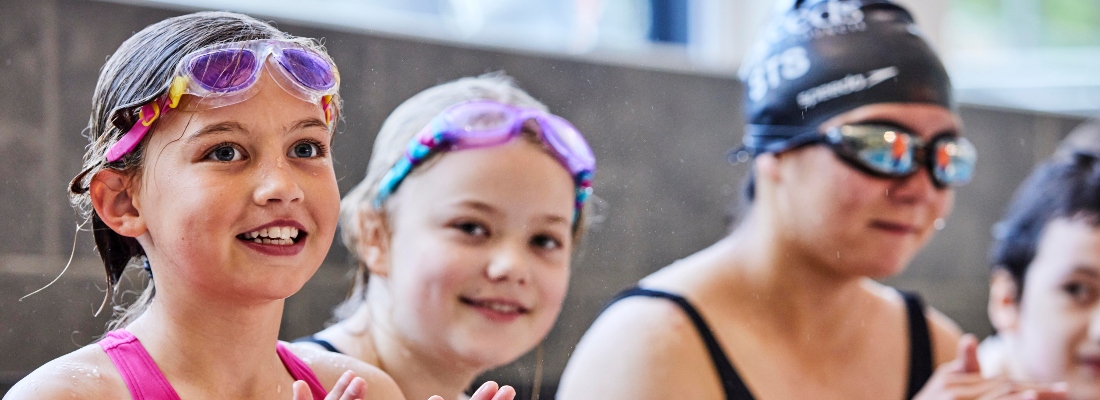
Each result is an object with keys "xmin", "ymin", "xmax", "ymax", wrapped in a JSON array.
[
  {"xmin": 349, "ymin": 378, "xmax": 366, "ymax": 396},
  {"xmin": 474, "ymin": 381, "xmax": 496, "ymax": 396}
]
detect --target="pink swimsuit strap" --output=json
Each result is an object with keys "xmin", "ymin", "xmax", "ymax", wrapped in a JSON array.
[
  {"xmin": 98, "ymin": 329, "xmax": 328, "ymax": 400},
  {"xmin": 277, "ymin": 341, "xmax": 329, "ymax": 399}
]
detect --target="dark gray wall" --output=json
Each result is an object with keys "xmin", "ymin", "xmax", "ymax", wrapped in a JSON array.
[{"xmin": 0, "ymin": 0, "xmax": 1085, "ymax": 397}]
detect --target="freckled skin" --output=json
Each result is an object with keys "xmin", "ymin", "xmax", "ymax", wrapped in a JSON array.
[{"xmin": 6, "ymin": 72, "xmax": 403, "ymax": 400}]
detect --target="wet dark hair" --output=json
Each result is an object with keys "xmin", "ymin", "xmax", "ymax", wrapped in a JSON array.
[
  {"xmin": 990, "ymin": 151, "xmax": 1100, "ymax": 298},
  {"xmin": 68, "ymin": 11, "xmax": 338, "ymax": 329}
]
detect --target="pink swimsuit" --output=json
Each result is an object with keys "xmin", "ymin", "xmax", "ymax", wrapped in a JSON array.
[{"xmin": 98, "ymin": 329, "xmax": 327, "ymax": 400}]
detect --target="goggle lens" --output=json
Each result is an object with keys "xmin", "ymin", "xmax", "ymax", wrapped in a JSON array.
[
  {"xmin": 828, "ymin": 124, "xmax": 976, "ymax": 187},
  {"xmin": 278, "ymin": 49, "xmax": 337, "ymax": 91},
  {"xmin": 931, "ymin": 137, "xmax": 977, "ymax": 186},
  {"xmin": 542, "ymin": 115, "xmax": 596, "ymax": 173},
  {"xmin": 835, "ymin": 125, "xmax": 918, "ymax": 176},
  {"xmin": 189, "ymin": 49, "xmax": 258, "ymax": 91},
  {"xmin": 375, "ymin": 100, "xmax": 596, "ymax": 216}
]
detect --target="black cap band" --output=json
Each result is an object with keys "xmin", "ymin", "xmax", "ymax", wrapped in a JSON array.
[{"xmin": 739, "ymin": 0, "xmax": 954, "ymax": 155}]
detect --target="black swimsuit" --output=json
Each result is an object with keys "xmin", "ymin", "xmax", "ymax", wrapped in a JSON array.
[{"xmin": 607, "ymin": 287, "xmax": 934, "ymax": 400}]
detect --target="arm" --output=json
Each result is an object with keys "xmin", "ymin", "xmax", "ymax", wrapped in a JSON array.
[{"xmin": 556, "ymin": 297, "xmax": 725, "ymax": 400}]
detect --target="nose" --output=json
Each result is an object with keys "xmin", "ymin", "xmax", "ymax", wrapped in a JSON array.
[
  {"xmin": 1087, "ymin": 306, "xmax": 1100, "ymax": 341},
  {"xmin": 887, "ymin": 165, "xmax": 940, "ymax": 205},
  {"xmin": 253, "ymin": 157, "xmax": 304, "ymax": 206},
  {"xmin": 485, "ymin": 242, "xmax": 531, "ymax": 286}
]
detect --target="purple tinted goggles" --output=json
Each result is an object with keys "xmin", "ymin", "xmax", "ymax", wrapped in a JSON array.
[
  {"xmin": 173, "ymin": 39, "xmax": 339, "ymax": 108},
  {"xmin": 374, "ymin": 100, "xmax": 596, "ymax": 221},
  {"xmin": 105, "ymin": 39, "xmax": 339, "ymax": 162}
]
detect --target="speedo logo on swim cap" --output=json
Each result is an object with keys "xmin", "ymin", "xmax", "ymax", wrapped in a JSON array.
[
  {"xmin": 796, "ymin": 66, "xmax": 898, "ymax": 109},
  {"xmin": 783, "ymin": 0, "xmax": 867, "ymax": 38}
]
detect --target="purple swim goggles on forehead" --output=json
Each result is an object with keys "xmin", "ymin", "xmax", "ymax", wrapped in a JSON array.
[
  {"xmin": 374, "ymin": 100, "xmax": 597, "ymax": 222},
  {"xmin": 105, "ymin": 39, "xmax": 340, "ymax": 162}
]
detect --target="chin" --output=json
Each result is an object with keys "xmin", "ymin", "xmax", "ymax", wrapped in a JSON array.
[
  {"xmin": 839, "ymin": 257, "xmax": 908, "ymax": 279},
  {"xmin": 449, "ymin": 331, "xmax": 539, "ymax": 369}
]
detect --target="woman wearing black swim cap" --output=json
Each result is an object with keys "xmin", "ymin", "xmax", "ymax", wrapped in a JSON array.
[{"xmin": 559, "ymin": 1, "xmax": 1063, "ymax": 399}]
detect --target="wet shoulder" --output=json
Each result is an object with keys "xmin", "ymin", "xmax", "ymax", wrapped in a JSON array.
[
  {"xmin": 4, "ymin": 343, "xmax": 128, "ymax": 400},
  {"xmin": 556, "ymin": 259, "xmax": 733, "ymax": 399},
  {"xmin": 284, "ymin": 341, "xmax": 405, "ymax": 400},
  {"xmin": 925, "ymin": 306, "xmax": 963, "ymax": 366},
  {"xmin": 864, "ymin": 281, "xmax": 963, "ymax": 367}
]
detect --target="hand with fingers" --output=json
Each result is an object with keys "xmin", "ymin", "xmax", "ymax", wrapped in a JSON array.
[
  {"xmin": 428, "ymin": 381, "xmax": 516, "ymax": 400},
  {"xmin": 293, "ymin": 370, "xmax": 368, "ymax": 400},
  {"xmin": 915, "ymin": 334, "xmax": 1067, "ymax": 400}
]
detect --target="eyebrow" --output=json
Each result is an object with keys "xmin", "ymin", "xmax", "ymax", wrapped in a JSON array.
[
  {"xmin": 537, "ymin": 214, "xmax": 570, "ymax": 227},
  {"xmin": 184, "ymin": 118, "xmax": 330, "ymax": 144},
  {"xmin": 1071, "ymin": 266, "xmax": 1100, "ymax": 278},
  {"xmin": 185, "ymin": 121, "xmax": 248, "ymax": 144},
  {"xmin": 454, "ymin": 200, "xmax": 503, "ymax": 216}
]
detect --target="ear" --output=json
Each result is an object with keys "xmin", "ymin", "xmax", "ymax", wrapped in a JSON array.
[
  {"xmin": 754, "ymin": 152, "xmax": 782, "ymax": 183},
  {"xmin": 357, "ymin": 209, "xmax": 391, "ymax": 278},
  {"xmin": 89, "ymin": 169, "xmax": 145, "ymax": 238},
  {"xmin": 988, "ymin": 268, "xmax": 1021, "ymax": 334}
]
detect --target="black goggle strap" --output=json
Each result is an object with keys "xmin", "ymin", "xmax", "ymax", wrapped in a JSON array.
[{"xmin": 742, "ymin": 124, "xmax": 829, "ymax": 156}]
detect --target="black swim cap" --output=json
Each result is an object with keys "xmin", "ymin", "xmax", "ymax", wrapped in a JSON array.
[{"xmin": 739, "ymin": 0, "xmax": 954, "ymax": 156}]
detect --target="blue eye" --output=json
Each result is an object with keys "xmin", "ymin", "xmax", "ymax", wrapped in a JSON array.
[
  {"xmin": 206, "ymin": 145, "xmax": 242, "ymax": 162},
  {"xmin": 290, "ymin": 142, "xmax": 321, "ymax": 158}
]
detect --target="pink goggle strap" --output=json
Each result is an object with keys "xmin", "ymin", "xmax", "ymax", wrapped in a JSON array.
[{"xmin": 105, "ymin": 97, "xmax": 172, "ymax": 163}]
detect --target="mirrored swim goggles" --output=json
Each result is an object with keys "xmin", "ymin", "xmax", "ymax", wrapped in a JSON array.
[
  {"xmin": 775, "ymin": 123, "xmax": 977, "ymax": 188},
  {"xmin": 105, "ymin": 39, "xmax": 340, "ymax": 162},
  {"xmin": 374, "ymin": 100, "xmax": 596, "ymax": 222}
]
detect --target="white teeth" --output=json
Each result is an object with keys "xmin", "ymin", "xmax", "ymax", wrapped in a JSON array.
[
  {"xmin": 477, "ymin": 301, "xmax": 520, "ymax": 313},
  {"xmin": 242, "ymin": 226, "xmax": 300, "ymax": 244}
]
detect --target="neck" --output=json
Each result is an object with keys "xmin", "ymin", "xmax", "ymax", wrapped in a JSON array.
[
  {"xmin": 126, "ymin": 280, "xmax": 291, "ymax": 397},
  {"xmin": 331, "ymin": 278, "xmax": 483, "ymax": 400},
  {"xmin": 721, "ymin": 210, "xmax": 876, "ymax": 341}
]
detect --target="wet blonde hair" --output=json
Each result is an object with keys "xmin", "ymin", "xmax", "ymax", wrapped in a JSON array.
[{"xmin": 334, "ymin": 73, "xmax": 585, "ymax": 318}]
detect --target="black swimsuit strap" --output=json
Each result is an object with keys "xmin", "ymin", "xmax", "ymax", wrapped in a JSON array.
[
  {"xmin": 901, "ymin": 291, "xmax": 934, "ymax": 399},
  {"xmin": 608, "ymin": 287, "xmax": 755, "ymax": 400},
  {"xmin": 292, "ymin": 336, "xmax": 343, "ymax": 355}
]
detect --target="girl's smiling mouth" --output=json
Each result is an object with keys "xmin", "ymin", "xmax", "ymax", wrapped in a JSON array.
[
  {"xmin": 459, "ymin": 296, "xmax": 531, "ymax": 323},
  {"xmin": 236, "ymin": 220, "xmax": 308, "ymax": 256}
]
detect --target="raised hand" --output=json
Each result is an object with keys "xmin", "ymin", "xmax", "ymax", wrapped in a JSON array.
[
  {"xmin": 915, "ymin": 334, "xmax": 1066, "ymax": 400},
  {"xmin": 293, "ymin": 370, "xmax": 368, "ymax": 400},
  {"xmin": 427, "ymin": 381, "xmax": 516, "ymax": 400}
]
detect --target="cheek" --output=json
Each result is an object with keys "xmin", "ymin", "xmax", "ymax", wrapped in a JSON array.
[
  {"xmin": 537, "ymin": 264, "xmax": 570, "ymax": 309},
  {"xmin": 1017, "ymin": 296, "xmax": 1086, "ymax": 376},
  {"xmin": 389, "ymin": 236, "xmax": 484, "ymax": 310},
  {"xmin": 784, "ymin": 152, "xmax": 880, "ymax": 232}
]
